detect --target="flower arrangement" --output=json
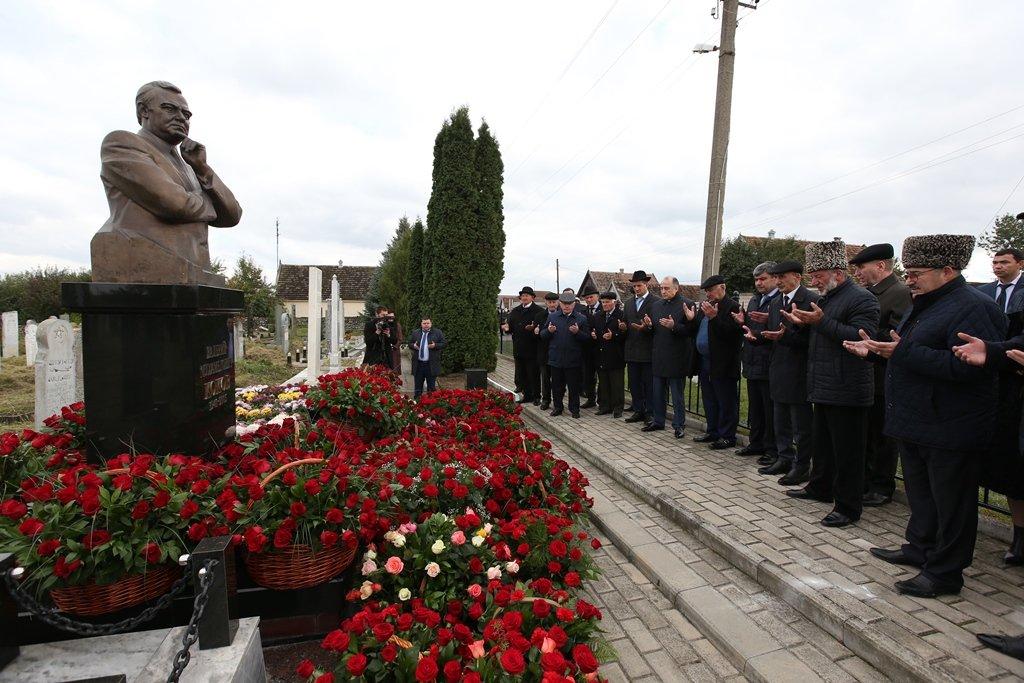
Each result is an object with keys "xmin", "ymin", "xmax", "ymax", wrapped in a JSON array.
[
  {"xmin": 235, "ymin": 383, "xmax": 307, "ymax": 434},
  {"xmin": 304, "ymin": 368, "xmax": 413, "ymax": 437}
]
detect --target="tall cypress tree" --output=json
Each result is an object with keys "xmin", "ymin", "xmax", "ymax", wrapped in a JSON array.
[
  {"xmin": 407, "ymin": 218, "xmax": 425, "ymax": 326},
  {"xmin": 471, "ymin": 121, "xmax": 505, "ymax": 371}
]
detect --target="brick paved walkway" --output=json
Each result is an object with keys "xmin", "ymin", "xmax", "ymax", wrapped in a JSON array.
[{"xmin": 493, "ymin": 356, "xmax": 1024, "ymax": 682}]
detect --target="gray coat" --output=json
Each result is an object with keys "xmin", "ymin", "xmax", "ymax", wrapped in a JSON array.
[
  {"xmin": 806, "ymin": 278, "xmax": 879, "ymax": 407},
  {"xmin": 868, "ymin": 273, "xmax": 912, "ymax": 396},
  {"xmin": 741, "ymin": 289, "xmax": 780, "ymax": 381},
  {"xmin": 649, "ymin": 292, "xmax": 698, "ymax": 378},
  {"xmin": 623, "ymin": 292, "xmax": 658, "ymax": 363}
]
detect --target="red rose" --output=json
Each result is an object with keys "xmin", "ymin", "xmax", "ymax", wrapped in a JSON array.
[
  {"xmin": 131, "ymin": 500, "xmax": 151, "ymax": 520},
  {"xmin": 179, "ymin": 499, "xmax": 199, "ymax": 519},
  {"xmin": 37, "ymin": 538, "xmax": 61, "ymax": 556},
  {"xmin": 320, "ymin": 530, "xmax": 338, "ymax": 547},
  {"xmin": 295, "ymin": 659, "xmax": 315, "ymax": 678},
  {"xmin": 290, "ymin": 501, "xmax": 307, "ymax": 517},
  {"xmin": 345, "ymin": 653, "xmax": 367, "ymax": 677},
  {"xmin": 19, "ymin": 518, "xmax": 44, "ymax": 536},
  {"xmin": 53, "ymin": 556, "xmax": 82, "ymax": 579},
  {"xmin": 325, "ymin": 507, "xmax": 344, "ymax": 524},
  {"xmin": 500, "ymin": 648, "xmax": 526, "ymax": 675},
  {"xmin": 0, "ymin": 499, "xmax": 27, "ymax": 520},
  {"xmin": 564, "ymin": 571, "xmax": 581, "ymax": 587},
  {"xmin": 141, "ymin": 542, "xmax": 162, "ymax": 564},
  {"xmin": 304, "ymin": 480, "xmax": 321, "ymax": 495},
  {"xmin": 572, "ymin": 644, "xmax": 599, "ymax": 673},
  {"xmin": 540, "ymin": 650, "xmax": 567, "ymax": 672},
  {"xmin": 532, "ymin": 598, "xmax": 551, "ymax": 618},
  {"xmin": 443, "ymin": 660, "xmax": 462, "ymax": 682},
  {"xmin": 372, "ymin": 622, "xmax": 394, "ymax": 643},
  {"xmin": 548, "ymin": 540, "xmax": 567, "ymax": 557},
  {"xmin": 188, "ymin": 523, "xmax": 208, "ymax": 541},
  {"xmin": 191, "ymin": 480, "xmax": 210, "ymax": 495},
  {"xmin": 381, "ymin": 644, "xmax": 398, "ymax": 662},
  {"xmin": 415, "ymin": 656, "xmax": 439, "ymax": 682},
  {"xmin": 112, "ymin": 473, "xmax": 133, "ymax": 491},
  {"xmin": 153, "ymin": 489, "xmax": 170, "ymax": 508},
  {"xmin": 314, "ymin": 674, "xmax": 334, "ymax": 683},
  {"xmin": 82, "ymin": 529, "xmax": 111, "ymax": 550},
  {"xmin": 591, "ymin": 538, "xmax": 602, "ymax": 550},
  {"xmin": 321, "ymin": 629, "xmax": 350, "ymax": 651},
  {"xmin": 80, "ymin": 489, "xmax": 100, "ymax": 515},
  {"xmin": 273, "ymin": 527, "xmax": 293, "ymax": 549}
]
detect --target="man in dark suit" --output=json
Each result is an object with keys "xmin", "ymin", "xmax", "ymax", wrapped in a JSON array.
[
  {"xmin": 750, "ymin": 261, "xmax": 820, "ymax": 484},
  {"xmin": 408, "ymin": 317, "xmax": 446, "ymax": 399},
  {"xmin": 692, "ymin": 275, "xmax": 744, "ymax": 449},
  {"xmin": 592, "ymin": 291, "xmax": 627, "ymax": 417},
  {"xmin": 502, "ymin": 287, "xmax": 545, "ymax": 405},
  {"xmin": 540, "ymin": 292, "xmax": 591, "ymax": 418},
  {"xmin": 785, "ymin": 239, "xmax": 879, "ymax": 528},
  {"xmin": 623, "ymin": 270, "xmax": 657, "ymax": 424},
  {"xmin": 642, "ymin": 277, "xmax": 698, "ymax": 438},
  {"xmin": 579, "ymin": 286, "xmax": 602, "ymax": 409},
  {"xmin": 536, "ymin": 291, "xmax": 560, "ymax": 410},
  {"xmin": 734, "ymin": 262, "xmax": 781, "ymax": 459},
  {"xmin": 849, "ymin": 244, "xmax": 912, "ymax": 507},
  {"xmin": 850, "ymin": 235, "xmax": 1004, "ymax": 598}
]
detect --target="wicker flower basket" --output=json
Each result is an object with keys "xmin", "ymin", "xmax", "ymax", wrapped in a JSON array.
[
  {"xmin": 243, "ymin": 458, "xmax": 358, "ymax": 590},
  {"xmin": 50, "ymin": 564, "xmax": 181, "ymax": 616}
]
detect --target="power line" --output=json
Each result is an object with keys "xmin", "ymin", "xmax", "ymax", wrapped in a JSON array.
[
  {"xmin": 579, "ymin": 0, "xmax": 674, "ymax": 100},
  {"xmin": 981, "ymin": 170, "xmax": 1024, "ymax": 232}
]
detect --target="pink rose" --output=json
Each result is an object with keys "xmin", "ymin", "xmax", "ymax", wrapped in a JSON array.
[
  {"xmin": 468, "ymin": 583, "xmax": 482, "ymax": 598},
  {"xmin": 469, "ymin": 640, "xmax": 485, "ymax": 659},
  {"xmin": 384, "ymin": 556, "xmax": 404, "ymax": 574},
  {"xmin": 541, "ymin": 637, "xmax": 557, "ymax": 654},
  {"xmin": 398, "ymin": 522, "xmax": 417, "ymax": 534},
  {"xmin": 451, "ymin": 530, "xmax": 466, "ymax": 546}
]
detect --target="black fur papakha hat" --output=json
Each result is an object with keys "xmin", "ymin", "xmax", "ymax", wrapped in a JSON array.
[
  {"xmin": 805, "ymin": 238, "xmax": 847, "ymax": 272},
  {"xmin": 901, "ymin": 234, "xmax": 975, "ymax": 270}
]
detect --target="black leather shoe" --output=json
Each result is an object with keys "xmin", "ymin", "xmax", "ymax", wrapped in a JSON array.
[
  {"xmin": 869, "ymin": 547, "xmax": 923, "ymax": 568},
  {"xmin": 624, "ymin": 413, "xmax": 646, "ymax": 424},
  {"xmin": 693, "ymin": 434, "xmax": 716, "ymax": 443},
  {"xmin": 786, "ymin": 487, "xmax": 833, "ymax": 503},
  {"xmin": 532, "ymin": 399, "xmax": 540, "ymax": 406},
  {"xmin": 758, "ymin": 460, "xmax": 789, "ymax": 475},
  {"xmin": 624, "ymin": 404, "xmax": 634, "ymax": 412},
  {"xmin": 895, "ymin": 573, "xmax": 961, "ymax": 599},
  {"xmin": 571, "ymin": 412, "xmax": 580, "ymax": 419},
  {"xmin": 580, "ymin": 400, "xmax": 597, "ymax": 409},
  {"xmin": 641, "ymin": 424, "xmax": 665, "ymax": 432},
  {"xmin": 540, "ymin": 402, "xmax": 550, "ymax": 410},
  {"xmin": 550, "ymin": 408, "xmax": 563, "ymax": 417},
  {"xmin": 709, "ymin": 439, "xmax": 736, "ymax": 450},
  {"xmin": 1006, "ymin": 525, "xmax": 1024, "ymax": 566},
  {"xmin": 674, "ymin": 428, "xmax": 684, "ymax": 439},
  {"xmin": 734, "ymin": 446, "xmax": 765, "ymax": 456},
  {"xmin": 612, "ymin": 410, "xmax": 623, "ymax": 419},
  {"xmin": 978, "ymin": 633, "xmax": 1024, "ymax": 661},
  {"xmin": 821, "ymin": 510, "xmax": 857, "ymax": 527},
  {"xmin": 862, "ymin": 492, "xmax": 892, "ymax": 507},
  {"xmin": 757, "ymin": 454, "xmax": 775, "ymax": 466},
  {"xmin": 778, "ymin": 468, "xmax": 809, "ymax": 486},
  {"xmin": 595, "ymin": 409, "xmax": 612, "ymax": 415}
]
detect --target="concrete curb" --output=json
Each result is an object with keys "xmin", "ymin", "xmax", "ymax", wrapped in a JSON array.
[{"xmin": 522, "ymin": 408, "xmax": 947, "ymax": 683}]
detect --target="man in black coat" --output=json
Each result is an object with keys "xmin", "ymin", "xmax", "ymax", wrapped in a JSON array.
[
  {"xmin": 579, "ymin": 286, "xmax": 602, "ymax": 409},
  {"xmin": 408, "ymin": 317, "xmax": 446, "ymax": 399},
  {"xmin": 623, "ymin": 270, "xmax": 658, "ymax": 424},
  {"xmin": 785, "ymin": 239, "xmax": 879, "ymax": 528},
  {"xmin": 642, "ymin": 276, "xmax": 698, "ymax": 437},
  {"xmin": 733, "ymin": 262, "xmax": 781, "ymax": 459},
  {"xmin": 539, "ymin": 291, "xmax": 591, "ymax": 418},
  {"xmin": 849, "ymin": 244, "xmax": 912, "ymax": 507},
  {"xmin": 751, "ymin": 261, "xmax": 820, "ymax": 485},
  {"xmin": 535, "ymin": 291, "xmax": 560, "ymax": 410},
  {"xmin": 502, "ymin": 286, "xmax": 545, "ymax": 405},
  {"xmin": 363, "ymin": 305, "xmax": 396, "ymax": 369},
  {"xmin": 692, "ymin": 275, "xmax": 744, "ymax": 449},
  {"xmin": 849, "ymin": 234, "xmax": 1005, "ymax": 599},
  {"xmin": 591, "ymin": 291, "xmax": 626, "ymax": 417}
]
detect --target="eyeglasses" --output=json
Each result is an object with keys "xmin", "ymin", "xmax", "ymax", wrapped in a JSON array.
[{"xmin": 904, "ymin": 268, "xmax": 936, "ymax": 280}]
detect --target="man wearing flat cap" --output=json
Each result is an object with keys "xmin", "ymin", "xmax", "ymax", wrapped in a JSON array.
[
  {"xmin": 540, "ymin": 291, "xmax": 591, "ymax": 418},
  {"xmin": 846, "ymin": 235, "xmax": 1004, "ymax": 598},
  {"xmin": 733, "ymin": 262, "xmax": 780, "ymax": 460},
  {"xmin": 592, "ymin": 291, "xmax": 627, "ymax": 417},
  {"xmin": 692, "ymin": 274, "xmax": 744, "ymax": 449},
  {"xmin": 623, "ymin": 270, "xmax": 658, "ymax": 425},
  {"xmin": 849, "ymin": 244, "xmax": 912, "ymax": 507},
  {"xmin": 579, "ymin": 285, "xmax": 602, "ymax": 409},
  {"xmin": 535, "ymin": 291, "xmax": 560, "ymax": 410},
  {"xmin": 502, "ymin": 287, "xmax": 545, "ymax": 405},
  {"xmin": 784, "ymin": 239, "xmax": 879, "ymax": 529}
]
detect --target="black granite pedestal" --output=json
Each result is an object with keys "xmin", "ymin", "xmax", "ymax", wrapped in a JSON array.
[{"xmin": 62, "ymin": 283, "xmax": 244, "ymax": 460}]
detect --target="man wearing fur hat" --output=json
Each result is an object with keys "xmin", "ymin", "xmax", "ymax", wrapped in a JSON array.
[
  {"xmin": 784, "ymin": 238, "xmax": 879, "ymax": 529},
  {"xmin": 846, "ymin": 235, "xmax": 1005, "ymax": 598}
]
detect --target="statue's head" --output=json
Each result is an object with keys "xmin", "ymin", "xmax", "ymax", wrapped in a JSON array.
[{"xmin": 135, "ymin": 81, "xmax": 191, "ymax": 145}]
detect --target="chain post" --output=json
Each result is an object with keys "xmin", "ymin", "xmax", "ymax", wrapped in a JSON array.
[
  {"xmin": 190, "ymin": 536, "xmax": 236, "ymax": 650},
  {"xmin": 0, "ymin": 554, "xmax": 19, "ymax": 671}
]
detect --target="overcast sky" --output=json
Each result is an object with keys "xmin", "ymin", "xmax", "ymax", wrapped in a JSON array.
[{"xmin": 2, "ymin": 0, "xmax": 1022, "ymax": 292}]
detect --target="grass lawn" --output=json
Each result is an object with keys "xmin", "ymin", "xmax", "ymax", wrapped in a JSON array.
[
  {"xmin": 0, "ymin": 359, "xmax": 35, "ymax": 432},
  {"xmin": 236, "ymin": 340, "xmax": 300, "ymax": 387}
]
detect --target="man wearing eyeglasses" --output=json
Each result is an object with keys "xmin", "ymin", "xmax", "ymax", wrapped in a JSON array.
[
  {"xmin": 641, "ymin": 277, "xmax": 698, "ymax": 438},
  {"xmin": 845, "ymin": 234, "xmax": 1005, "ymax": 599}
]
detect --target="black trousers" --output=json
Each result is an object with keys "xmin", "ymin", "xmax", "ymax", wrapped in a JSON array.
[
  {"xmin": 514, "ymin": 356, "xmax": 540, "ymax": 401},
  {"xmin": 597, "ymin": 367, "xmax": 625, "ymax": 412},
  {"xmin": 899, "ymin": 441, "xmax": 979, "ymax": 587},
  {"xmin": 699, "ymin": 371, "xmax": 739, "ymax": 442},
  {"xmin": 551, "ymin": 365, "xmax": 583, "ymax": 414},
  {"xmin": 582, "ymin": 348, "xmax": 598, "ymax": 400},
  {"xmin": 540, "ymin": 364, "xmax": 552, "ymax": 404},
  {"xmin": 627, "ymin": 361, "xmax": 654, "ymax": 417},
  {"xmin": 413, "ymin": 364, "xmax": 436, "ymax": 398},
  {"xmin": 746, "ymin": 378, "xmax": 776, "ymax": 455},
  {"xmin": 806, "ymin": 404, "xmax": 867, "ymax": 519},
  {"xmin": 774, "ymin": 401, "xmax": 814, "ymax": 471},
  {"xmin": 865, "ymin": 398, "xmax": 899, "ymax": 497}
]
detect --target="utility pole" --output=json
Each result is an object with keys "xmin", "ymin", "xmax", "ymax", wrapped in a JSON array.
[
  {"xmin": 275, "ymin": 218, "xmax": 280, "ymax": 268},
  {"xmin": 700, "ymin": 0, "xmax": 740, "ymax": 282},
  {"xmin": 556, "ymin": 259, "xmax": 560, "ymax": 292}
]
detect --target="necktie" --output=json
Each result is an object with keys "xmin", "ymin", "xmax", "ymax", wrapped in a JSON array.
[
  {"xmin": 420, "ymin": 332, "xmax": 428, "ymax": 361},
  {"xmin": 997, "ymin": 283, "xmax": 1009, "ymax": 312}
]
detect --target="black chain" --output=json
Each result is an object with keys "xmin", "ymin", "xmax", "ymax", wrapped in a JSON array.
[
  {"xmin": 3, "ymin": 565, "xmax": 193, "ymax": 637},
  {"xmin": 167, "ymin": 560, "xmax": 217, "ymax": 683}
]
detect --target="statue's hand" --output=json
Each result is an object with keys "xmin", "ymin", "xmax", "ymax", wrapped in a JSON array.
[{"xmin": 180, "ymin": 138, "xmax": 211, "ymax": 179}]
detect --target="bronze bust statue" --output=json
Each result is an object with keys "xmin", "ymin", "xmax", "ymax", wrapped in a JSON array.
[{"xmin": 90, "ymin": 81, "xmax": 242, "ymax": 285}]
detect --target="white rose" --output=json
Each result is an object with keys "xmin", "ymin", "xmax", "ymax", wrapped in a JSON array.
[
  {"xmin": 365, "ymin": 549, "xmax": 377, "ymax": 560},
  {"xmin": 471, "ymin": 535, "xmax": 484, "ymax": 547},
  {"xmin": 487, "ymin": 566, "xmax": 502, "ymax": 580},
  {"xmin": 505, "ymin": 561, "xmax": 520, "ymax": 574},
  {"xmin": 359, "ymin": 581, "xmax": 373, "ymax": 600},
  {"xmin": 361, "ymin": 560, "xmax": 377, "ymax": 575},
  {"xmin": 391, "ymin": 533, "xmax": 406, "ymax": 548},
  {"xmin": 426, "ymin": 562, "xmax": 441, "ymax": 578},
  {"xmin": 398, "ymin": 588, "xmax": 412, "ymax": 601},
  {"xmin": 432, "ymin": 539, "xmax": 446, "ymax": 554}
]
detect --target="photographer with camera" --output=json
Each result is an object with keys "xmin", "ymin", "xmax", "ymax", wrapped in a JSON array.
[{"xmin": 363, "ymin": 305, "xmax": 397, "ymax": 370}]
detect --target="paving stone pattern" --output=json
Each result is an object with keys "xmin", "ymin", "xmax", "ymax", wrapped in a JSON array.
[{"xmin": 493, "ymin": 356, "xmax": 1024, "ymax": 682}]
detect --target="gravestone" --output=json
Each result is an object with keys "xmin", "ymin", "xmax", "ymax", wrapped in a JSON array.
[
  {"xmin": 73, "ymin": 327, "xmax": 84, "ymax": 403},
  {"xmin": 279, "ymin": 312, "xmax": 291, "ymax": 355},
  {"xmin": 233, "ymin": 319, "xmax": 244, "ymax": 360},
  {"xmin": 307, "ymin": 267, "xmax": 322, "ymax": 380},
  {"xmin": 328, "ymin": 275, "xmax": 340, "ymax": 372},
  {"xmin": 34, "ymin": 318, "xmax": 76, "ymax": 429},
  {"xmin": 1, "ymin": 311, "xmax": 17, "ymax": 359},
  {"xmin": 24, "ymin": 320, "xmax": 37, "ymax": 366}
]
